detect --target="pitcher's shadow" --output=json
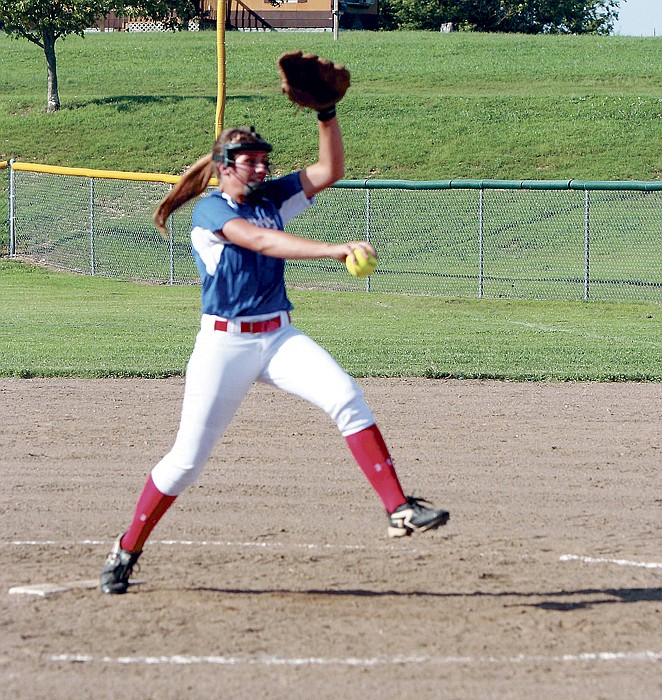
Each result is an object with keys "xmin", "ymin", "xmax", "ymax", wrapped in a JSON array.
[{"xmin": 188, "ymin": 585, "xmax": 662, "ymax": 611}]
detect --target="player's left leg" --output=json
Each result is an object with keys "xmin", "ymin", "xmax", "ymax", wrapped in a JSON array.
[
  {"xmin": 259, "ymin": 326, "xmax": 406, "ymax": 513},
  {"xmin": 260, "ymin": 326, "xmax": 450, "ymax": 536}
]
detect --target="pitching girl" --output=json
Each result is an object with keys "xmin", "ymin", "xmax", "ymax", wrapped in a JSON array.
[{"xmin": 101, "ymin": 110, "xmax": 449, "ymax": 594}]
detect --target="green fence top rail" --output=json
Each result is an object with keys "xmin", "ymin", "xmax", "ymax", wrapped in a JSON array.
[{"xmin": 333, "ymin": 179, "xmax": 662, "ymax": 192}]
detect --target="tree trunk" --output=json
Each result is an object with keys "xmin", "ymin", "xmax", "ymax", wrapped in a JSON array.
[{"xmin": 43, "ymin": 31, "xmax": 60, "ymax": 113}]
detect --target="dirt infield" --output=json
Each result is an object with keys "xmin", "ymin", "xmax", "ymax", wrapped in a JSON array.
[{"xmin": 1, "ymin": 378, "xmax": 660, "ymax": 700}]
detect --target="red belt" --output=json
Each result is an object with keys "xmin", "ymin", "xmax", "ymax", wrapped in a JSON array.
[{"xmin": 214, "ymin": 314, "xmax": 289, "ymax": 334}]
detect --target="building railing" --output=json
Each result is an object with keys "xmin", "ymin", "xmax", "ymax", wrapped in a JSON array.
[
  {"xmin": 3, "ymin": 160, "xmax": 661, "ymax": 303},
  {"xmin": 226, "ymin": 0, "xmax": 275, "ymax": 30},
  {"xmin": 92, "ymin": 1, "xmax": 275, "ymax": 32}
]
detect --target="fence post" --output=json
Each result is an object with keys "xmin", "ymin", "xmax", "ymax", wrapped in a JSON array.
[
  {"xmin": 478, "ymin": 188, "xmax": 485, "ymax": 298},
  {"xmin": 168, "ymin": 212, "xmax": 175, "ymax": 285},
  {"xmin": 168, "ymin": 184, "xmax": 175, "ymax": 285},
  {"xmin": 8, "ymin": 159, "xmax": 16, "ymax": 257},
  {"xmin": 89, "ymin": 178, "xmax": 96, "ymax": 275},
  {"xmin": 584, "ymin": 189, "xmax": 590, "ymax": 301},
  {"xmin": 365, "ymin": 186, "xmax": 371, "ymax": 292}
]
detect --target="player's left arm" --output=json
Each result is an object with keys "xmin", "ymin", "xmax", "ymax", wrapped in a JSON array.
[{"xmin": 299, "ymin": 116, "xmax": 344, "ymax": 199}]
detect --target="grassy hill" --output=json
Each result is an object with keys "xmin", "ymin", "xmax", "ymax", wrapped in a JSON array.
[{"xmin": 1, "ymin": 30, "xmax": 660, "ymax": 181}]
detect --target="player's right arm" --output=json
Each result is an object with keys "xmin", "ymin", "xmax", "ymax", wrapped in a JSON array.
[{"xmin": 221, "ymin": 218, "xmax": 374, "ymax": 263}]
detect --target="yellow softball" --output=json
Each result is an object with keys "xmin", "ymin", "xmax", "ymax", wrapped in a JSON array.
[{"xmin": 346, "ymin": 248, "xmax": 377, "ymax": 278}]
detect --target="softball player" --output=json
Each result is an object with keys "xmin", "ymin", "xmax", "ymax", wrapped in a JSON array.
[{"xmin": 100, "ymin": 113, "xmax": 449, "ymax": 594}]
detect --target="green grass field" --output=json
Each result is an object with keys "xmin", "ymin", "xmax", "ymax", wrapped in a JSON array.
[
  {"xmin": 1, "ymin": 259, "xmax": 659, "ymax": 380},
  {"xmin": 1, "ymin": 30, "xmax": 660, "ymax": 380}
]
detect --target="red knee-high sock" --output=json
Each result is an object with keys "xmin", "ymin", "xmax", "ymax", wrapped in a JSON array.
[
  {"xmin": 120, "ymin": 474, "xmax": 177, "ymax": 553},
  {"xmin": 345, "ymin": 424, "xmax": 406, "ymax": 514}
]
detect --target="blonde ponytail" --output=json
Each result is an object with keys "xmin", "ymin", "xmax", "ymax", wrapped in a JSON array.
[{"xmin": 153, "ymin": 153, "xmax": 216, "ymax": 236}]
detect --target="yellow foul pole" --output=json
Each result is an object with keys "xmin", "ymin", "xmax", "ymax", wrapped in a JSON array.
[{"xmin": 215, "ymin": 0, "xmax": 227, "ymax": 139}]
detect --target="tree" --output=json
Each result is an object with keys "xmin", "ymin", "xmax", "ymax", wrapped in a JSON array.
[
  {"xmin": 462, "ymin": 0, "xmax": 621, "ymax": 34},
  {"xmin": 0, "ymin": 1, "xmax": 201, "ymax": 113},
  {"xmin": 379, "ymin": 0, "xmax": 620, "ymax": 35},
  {"xmin": 379, "ymin": 0, "xmax": 457, "ymax": 30}
]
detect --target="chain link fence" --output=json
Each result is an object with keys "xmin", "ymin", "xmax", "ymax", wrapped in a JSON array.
[{"xmin": 4, "ymin": 162, "xmax": 661, "ymax": 303}]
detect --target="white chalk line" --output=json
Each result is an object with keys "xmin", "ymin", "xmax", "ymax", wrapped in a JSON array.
[
  {"xmin": 6, "ymin": 542, "xmax": 661, "ymax": 569},
  {"xmin": 4, "ymin": 539, "xmax": 372, "ymax": 551},
  {"xmin": 560, "ymin": 554, "xmax": 662, "ymax": 570},
  {"xmin": 5, "ymin": 542, "xmax": 662, "ymax": 570},
  {"xmin": 44, "ymin": 650, "xmax": 662, "ymax": 667}
]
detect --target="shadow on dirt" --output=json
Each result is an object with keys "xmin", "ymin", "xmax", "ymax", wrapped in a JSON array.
[{"xmin": 189, "ymin": 586, "xmax": 662, "ymax": 611}]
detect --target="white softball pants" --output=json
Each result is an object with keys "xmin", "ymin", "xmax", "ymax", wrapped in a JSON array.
[{"xmin": 151, "ymin": 313, "xmax": 376, "ymax": 496}]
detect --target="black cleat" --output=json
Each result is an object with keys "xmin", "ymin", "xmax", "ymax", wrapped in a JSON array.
[
  {"xmin": 100, "ymin": 534, "xmax": 141, "ymax": 594},
  {"xmin": 387, "ymin": 496, "xmax": 450, "ymax": 538}
]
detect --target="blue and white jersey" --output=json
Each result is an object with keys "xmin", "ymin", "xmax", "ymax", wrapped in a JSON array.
[{"xmin": 190, "ymin": 172, "xmax": 313, "ymax": 318}]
